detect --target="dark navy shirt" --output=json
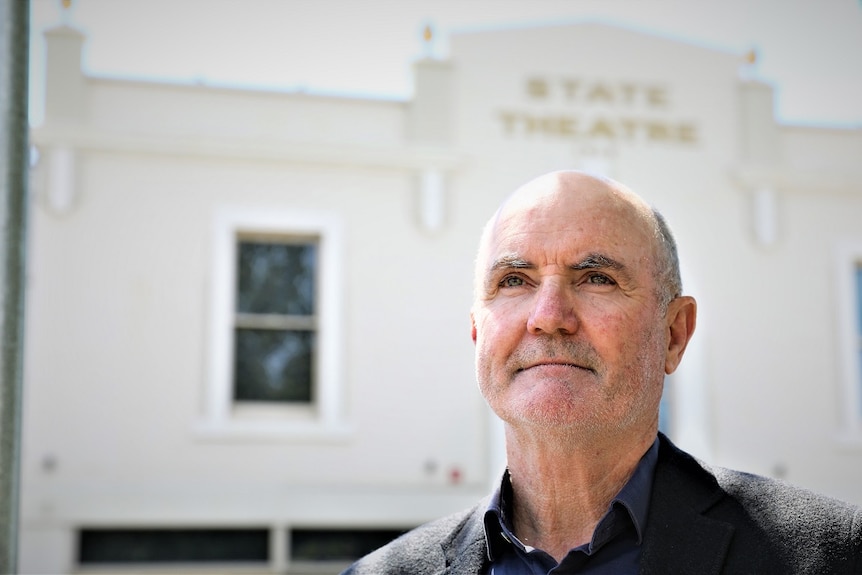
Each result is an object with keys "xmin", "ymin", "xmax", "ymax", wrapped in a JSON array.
[{"xmin": 482, "ymin": 438, "xmax": 659, "ymax": 574}]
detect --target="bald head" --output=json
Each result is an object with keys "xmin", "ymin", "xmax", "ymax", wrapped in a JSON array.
[{"xmin": 474, "ymin": 171, "xmax": 682, "ymax": 309}]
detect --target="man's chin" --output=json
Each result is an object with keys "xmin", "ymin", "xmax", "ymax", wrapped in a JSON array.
[
  {"xmin": 499, "ymin": 394, "xmax": 595, "ymax": 430},
  {"xmin": 512, "ymin": 369, "xmax": 598, "ymax": 397}
]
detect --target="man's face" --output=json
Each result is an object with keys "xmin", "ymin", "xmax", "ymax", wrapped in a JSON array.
[{"xmin": 471, "ymin": 174, "xmax": 673, "ymax": 437}]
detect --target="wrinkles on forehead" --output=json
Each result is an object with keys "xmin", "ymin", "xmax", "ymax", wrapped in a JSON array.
[{"xmin": 473, "ymin": 171, "xmax": 660, "ymax": 300}]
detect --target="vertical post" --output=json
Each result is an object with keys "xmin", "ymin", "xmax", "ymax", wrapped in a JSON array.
[
  {"xmin": 418, "ymin": 169, "xmax": 445, "ymax": 233},
  {"xmin": 0, "ymin": 0, "xmax": 30, "ymax": 572},
  {"xmin": 752, "ymin": 186, "xmax": 778, "ymax": 247}
]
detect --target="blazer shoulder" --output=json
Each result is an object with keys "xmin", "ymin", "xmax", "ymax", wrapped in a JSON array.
[
  {"xmin": 712, "ymin": 465, "xmax": 862, "ymax": 539},
  {"xmin": 715, "ymin": 466, "xmax": 862, "ymax": 573},
  {"xmin": 340, "ymin": 498, "xmax": 490, "ymax": 575},
  {"xmin": 650, "ymin": 435, "xmax": 862, "ymax": 573}
]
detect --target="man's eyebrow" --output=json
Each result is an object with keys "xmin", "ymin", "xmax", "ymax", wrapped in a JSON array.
[
  {"xmin": 570, "ymin": 253, "xmax": 625, "ymax": 272},
  {"xmin": 489, "ymin": 254, "xmax": 534, "ymax": 272},
  {"xmin": 488, "ymin": 253, "xmax": 628, "ymax": 282},
  {"xmin": 488, "ymin": 253, "xmax": 628, "ymax": 275}
]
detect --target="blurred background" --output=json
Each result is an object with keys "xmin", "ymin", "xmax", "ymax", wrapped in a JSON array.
[{"xmin": 21, "ymin": 0, "xmax": 862, "ymax": 573}]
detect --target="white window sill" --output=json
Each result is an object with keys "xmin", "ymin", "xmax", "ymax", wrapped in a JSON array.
[{"xmin": 193, "ymin": 420, "xmax": 353, "ymax": 443}]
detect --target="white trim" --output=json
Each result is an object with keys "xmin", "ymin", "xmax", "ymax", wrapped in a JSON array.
[
  {"xmin": 31, "ymin": 125, "xmax": 463, "ymax": 171},
  {"xmin": 418, "ymin": 169, "xmax": 446, "ymax": 232},
  {"xmin": 199, "ymin": 206, "xmax": 348, "ymax": 440},
  {"xmin": 834, "ymin": 242, "xmax": 862, "ymax": 440},
  {"xmin": 752, "ymin": 186, "xmax": 778, "ymax": 247},
  {"xmin": 47, "ymin": 147, "xmax": 76, "ymax": 214},
  {"xmin": 730, "ymin": 164, "xmax": 862, "ymax": 194}
]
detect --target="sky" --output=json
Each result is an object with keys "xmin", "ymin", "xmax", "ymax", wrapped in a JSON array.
[{"xmin": 28, "ymin": 0, "xmax": 862, "ymax": 128}]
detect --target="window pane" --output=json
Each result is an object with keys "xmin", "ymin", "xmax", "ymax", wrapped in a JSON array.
[
  {"xmin": 857, "ymin": 264, "xmax": 862, "ymax": 419},
  {"xmin": 78, "ymin": 528, "xmax": 269, "ymax": 563},
  {"xmin": 290, "ymin": 528, "xmax": 409, "ymax": 561},
  {"xmin": 858, "ymin": 348, "xmax": 862, "ymax": 419},
  {"xmin": 856, "ymin": 264, "xmax": 862, "ymax": 334},
  {"xmin": 234, "ymin": 329, "xmax": 314, "ymax": 402},
  {"xmin": 237, "ymin": 242, "xmax": 316, "ymax": 315}
]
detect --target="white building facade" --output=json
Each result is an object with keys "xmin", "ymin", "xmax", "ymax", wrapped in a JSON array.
[{"xmin": 20, "ymin": 20, "xmax": 862, "ymax": 574}]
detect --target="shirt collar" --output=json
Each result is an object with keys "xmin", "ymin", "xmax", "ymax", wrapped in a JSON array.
[{"xmin": 483, "ymin": 436, "xmax": 660, "ymax": 561}]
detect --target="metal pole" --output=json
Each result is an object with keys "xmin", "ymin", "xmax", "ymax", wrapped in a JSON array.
[{"xmin": 0, "ymin": 0, "xmax": 30, "ymax": 572}]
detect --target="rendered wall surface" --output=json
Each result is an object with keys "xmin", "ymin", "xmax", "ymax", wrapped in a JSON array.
[{"xmin": 20, "ymin": 20, "xmax": 862, "ymax": 574}]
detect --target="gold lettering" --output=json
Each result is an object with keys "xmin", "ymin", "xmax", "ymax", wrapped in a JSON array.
[
  {"xmin": 646, "ymin": 122, "xmax": 671, "ymax": 141},
  {"xmin": 618, "ymin": 118, "xmax": 639, "ymax": 140},
  {"xmin": 542, "ymin": 117, "xmax": 559, "ymax": 134},
  {"xmin": 587, "ymin": 84, "xmax": 615, "ymax": 104},
  {"xmin": 619, "ymin": 84, "xmax": 638, "ymax": 106},
  {"xmin": 678, "ymin": 123, "xmax": 697, "ymax": 143},
  {"xmin": 588, "ymin": 119, "xmax": 616, "ymax": 139},
  {"xmin": 562, "ymin": 79, "xmax": 581, "ymax": 101},
  {"xmin": 558, "ymin": 117, "xmax": 576, "ymax": 136},
  {"xmin": 647, "ymin": 86, "xmax": 668, "ymax": 108},
  {"xmin": 500, "ymin": 112, "xmax": 518, "ymax": 135},
  {"xmin": 526, "ymin": 78, "xmax": 549, "ymax": 99},
  {"xmin": 522, "ymin": 77, "xmax": 677, "ymax": 110},
  {"xmin": 498, "ymin": 109, "xmax": 698, "ymax": 146}
]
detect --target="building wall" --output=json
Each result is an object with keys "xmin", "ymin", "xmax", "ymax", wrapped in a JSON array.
[{"xmin": 20, "ymin": 21, "xmax": 862, "ymax": 574}]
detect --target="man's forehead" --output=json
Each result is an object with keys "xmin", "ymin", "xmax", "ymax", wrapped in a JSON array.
[
  {"xmin": 477, "ymin": 172, "xmax": 660, "ymax": 276},
  {"xmin": 473, "ymin": 171, "xmax": 660, "ymax": 281},
  {"xmin": 497, "ymin": 171, "xmax": 647, "ymax": 220},
  {"xmin": 492, "ymin": 181, "xmax": 651, "ymax": 247}
]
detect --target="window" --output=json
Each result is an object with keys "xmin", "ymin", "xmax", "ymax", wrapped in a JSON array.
[
  {"xmin": 199, "ymin": 207, "xmax": 347, "ymax": 439},
  {"xmin": 834, "ymin": 245, "xmax": 862, "ymax": 440},
  {"xmin": 289, "ymin": 527, "xmax": 410, "ymax": 562},
  {"xmin": 234, "ymin": 238, "xmax": 317, "ymax": 404},
  {"xmin": 77, "ymin": 526, "xmax": 412, "ymax": 571},
  {"xmin": 78, "ymin": 528, "xmax": 269, "ymax": 564},
  {"xmin": 855, "ymin": 263, "xmax": 862, "ymax": 421}
]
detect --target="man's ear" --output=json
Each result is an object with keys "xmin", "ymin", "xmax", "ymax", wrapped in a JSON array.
[
  {"xmin": 470, "ymin": 311, "xmax": 477, "ymax": 344},
  {"xmin": 665, "ymin": 296, "xmax": 697, "ymax": 374}
]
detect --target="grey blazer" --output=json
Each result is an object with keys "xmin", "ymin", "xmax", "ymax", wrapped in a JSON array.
[{"xmin": 342, "ymin": 434, "xmax": 862, "ymax": 574}]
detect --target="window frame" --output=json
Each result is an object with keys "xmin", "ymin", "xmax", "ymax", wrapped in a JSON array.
[
  {"xmin": 198, "ymin": 206, "xmax": 348, "ymax": 440},
  {"xmin": 834, "ymin": 242, "xmax": 862, "ymax": 442}
]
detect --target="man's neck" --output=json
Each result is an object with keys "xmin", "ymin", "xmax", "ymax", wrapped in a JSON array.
[{"xmin": 503, "ymin": 425, "xmax": 656, "ymax": 562}]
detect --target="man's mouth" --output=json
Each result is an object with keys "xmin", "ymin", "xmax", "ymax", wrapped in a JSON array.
[{"xmin": 517, "ymin": 361, "xmax": 595, "ymax": 374}]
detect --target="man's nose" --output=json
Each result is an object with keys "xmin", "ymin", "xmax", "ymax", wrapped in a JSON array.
[{"xmin": 526, "ymin": 280, "xmax": 579, "ymax": 335}]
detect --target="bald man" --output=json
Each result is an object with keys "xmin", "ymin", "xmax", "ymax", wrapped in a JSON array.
[{"xmin": 343, "ymin": 171, "xmax": 862, "ymax": 574}]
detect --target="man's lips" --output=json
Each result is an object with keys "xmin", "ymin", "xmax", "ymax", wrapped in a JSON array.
[{"xmin": 516, "ymin": 361, "xmax": 595, "ymax": 374}]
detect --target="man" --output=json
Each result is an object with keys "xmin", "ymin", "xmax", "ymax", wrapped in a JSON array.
[{"xmin": 343, "ymin": 171, "xmax": 862, "ymax": 574}]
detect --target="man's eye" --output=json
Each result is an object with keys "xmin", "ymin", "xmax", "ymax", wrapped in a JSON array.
[
  {"xmin": 586, "ymin": 274, "xmax": 615, "ymax": 286},
  {"xmin": 500, "ymin": 275, "xmax": 525, "ymax": 287}
]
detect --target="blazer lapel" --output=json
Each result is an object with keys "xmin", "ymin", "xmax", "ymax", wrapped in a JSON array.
[
  {"xmin": 438, "ymin": 503, "xmax": 490, "ymax": 575},
  {"xmin": 640, "ymin": 435, "xmax": 735, "ymax": 575},
  {"xmin": 441, "ymin": 536, "xmax": 488, "ymax": 574}
]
